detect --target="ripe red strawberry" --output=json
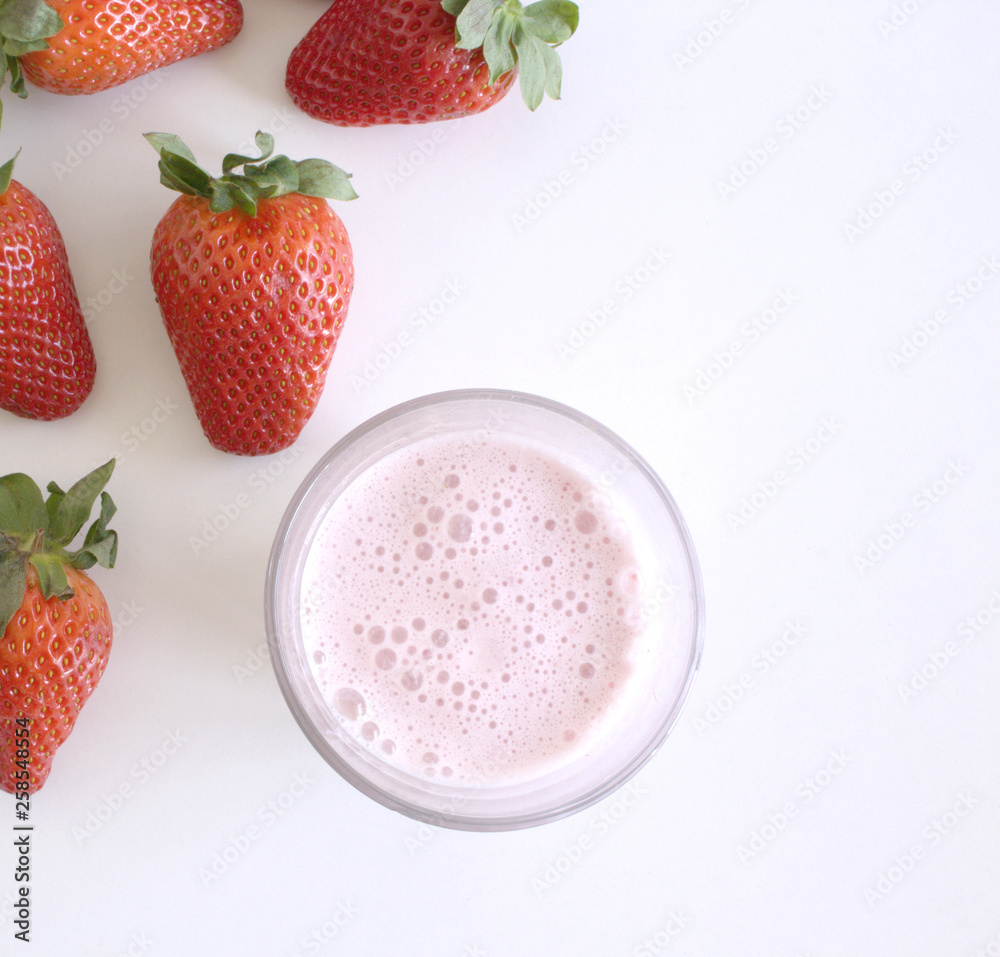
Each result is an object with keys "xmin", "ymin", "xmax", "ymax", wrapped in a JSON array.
[
  {"xmin": 145, "ymin": 131, "xmax": 357, "ymax": 455},
  {"xmin": 0, "ymin": 0, "xmax": 243, "ymax": 97},
  {"xmin": 0, "ymin": 151, "xmax": 96, "ymax": 420},
  {"xmin": 0, "ymin": 459, "xmax": 118, "ymax": 795},
  {"xmin": 286, "ymin": 0, "xmax": 579, "ymax": 126}
]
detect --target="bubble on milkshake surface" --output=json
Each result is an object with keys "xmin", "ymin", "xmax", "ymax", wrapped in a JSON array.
[
  {"xmin": 381, "ymin": 739, "xmax": 396, "ymax": 755},
  {"xmin": 312, "ymin": 650, "xmax": 326, "ymax": 665},
  {"xmin": 401, "ymin": 669, "xmax": 423, "ymax": 691},
  {"xmin": 575, "ymin": 511, "xmax": 599, "ymax": 534},
  {"xmin": 444, "ymin": 473, "xmax": 460, "ymax": 488},
  {"xmin": 427, "ymin": 505, "xmax": 445, "ymax": 524},
  {"xmin": 375, "ymin": 648, "xmax": 397, "ymax": 670},
  {"xmin": 333, "ymin": 687, "xmax": 366, "ymax": 720},
  {"xmin": 431, "ymin": 629, "xmax": 449, "ymax": 648},
  {"xmin": 361, "ymin": 721, "xmax": 379, "ymax": 741},
  {"xmin": 391, "ymin": 626, "xmax": 408, "ymax": 643},
  {"xmin": 413, "ymin": 523, "xmax": 428, "ymax": 537},
  {"xmin": 579, "ymin": 663, "xmax": 596, "ymax": 679},
  {"xmin": 368, "ymin": 625, "xmax": 386, "ymax": 644},
  {"xmin": 415, "ymin": 542, "xmax": 433, "ymax": 560},
  {"xmin": 482, "ymin": 587, "xmax": 498, "ymax": 604},
  {"xmin": 447, "ymin": 513, "xmax": 473, "ymax": 543}
]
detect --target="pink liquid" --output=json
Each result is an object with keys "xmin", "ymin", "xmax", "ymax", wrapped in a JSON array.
[{"xmin": 300, "ymin": 431, "xmax": 644, "ymax": 785}]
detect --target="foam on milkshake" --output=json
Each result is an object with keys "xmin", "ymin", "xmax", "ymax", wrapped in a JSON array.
[{"xmin": 300, "ymin": 430, "xmax": 646, "ymax": 785}]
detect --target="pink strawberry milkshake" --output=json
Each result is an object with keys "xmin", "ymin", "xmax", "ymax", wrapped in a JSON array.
[{"xmin": 299, "ymin": 430, "xmax": 646, "ymax": 786}]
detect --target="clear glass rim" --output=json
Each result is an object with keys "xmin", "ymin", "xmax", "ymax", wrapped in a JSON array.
[{"xmin": 264, "ymin": 388, "xmax": 705, "ymax": 831}]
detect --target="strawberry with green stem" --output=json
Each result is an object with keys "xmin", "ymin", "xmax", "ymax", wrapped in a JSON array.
[
  {"xmin": 0, "ymin": 459, "xmax": 118, "ymax": 795},
  {"xmin": 146, "ymin": 131, "xmax": 357, "ymax": 456},
  {"xmin": 0, "ymin": 0, "xmax": 243, "ymax": 100},
  {"xmin": 285, "ymin": 0, "xmax": 579, "ymax": 127},
  {"xmin": 0, "ymin": 149, "xmax": 96, "ymax": 420}
]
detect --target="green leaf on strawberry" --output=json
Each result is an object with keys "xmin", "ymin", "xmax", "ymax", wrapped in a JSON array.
[
  {"xmin": 0, "ymin": 147, "xmax": 18, "ymax": 194},
  {"xmin": 442, "ymin": 0, "xmax": 579, "ymax": 110},
  {"xmin": 0, "ymin": 0, "xmax": 63, "ymax": 102},
  {"xmin": 144, "ymin": 130, "xmax": 358, "ymax": 217},
  {"xmin": 0, "ymin": 459, "xmax": 117, "ymax": 634},
  {"xmin": 0, "ymin": 471, "xmax": 46, "ymax": 539}
]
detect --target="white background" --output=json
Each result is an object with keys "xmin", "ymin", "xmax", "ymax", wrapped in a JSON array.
[{"xmin": 2, "ymin": 0, "xmax": 999, "ymax": 953}]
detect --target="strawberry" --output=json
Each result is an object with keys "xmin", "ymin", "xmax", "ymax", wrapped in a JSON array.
[
  {"xmin": 286, "ymin": 0, "xmax": 579, "ymax": 126},
  {"xmin": 0, "ymin": 150, "xmax": 96, "ymax": 420},
  {"xmin": 0, "ymin": 459, "xmax": 118, "ymax": 795},
  {"xmin": 0, "ymin": 0, "xmax": 243, "ymax": 98},
  {"xmin": 145, "ymin": 131, "xmax": 357, "ymax": 456}
]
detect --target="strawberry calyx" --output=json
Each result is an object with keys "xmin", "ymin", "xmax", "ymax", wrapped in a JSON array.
[
  {"xmin": 0, "ymin": 0, "xmax": 63, "ymax": 107},
  {"xmin": 0, "ymin": 145, "xmax": 18, "ymax": 194},
  {"xmin": 144, "ymin": 130, "xmax": 358, "ymax": 217},
  {"xmin": 441, "ymin": 0, "xmax": 579, "ymax": 110},
  {"xmin": 0, "ymin": 459, "xmax": 117, "ymax": 635}
]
